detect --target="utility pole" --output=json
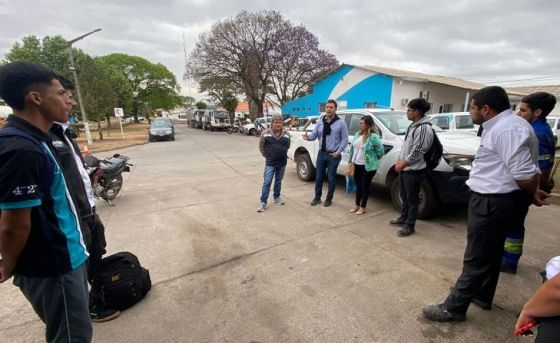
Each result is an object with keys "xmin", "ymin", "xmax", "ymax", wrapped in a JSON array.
[{"xmin": 66, "ymin": 28, "xmax": 102, "ymax": 145}]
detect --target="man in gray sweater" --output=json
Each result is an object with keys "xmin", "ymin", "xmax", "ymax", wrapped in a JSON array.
[{"xmin": 391, "ymin": 98, "xmax": 434, "ymax": 237}]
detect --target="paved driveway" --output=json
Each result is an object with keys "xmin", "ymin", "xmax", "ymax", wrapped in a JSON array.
[{"xmin": 1, "ymin": 125, "xmax": 557, "ymax": 342}]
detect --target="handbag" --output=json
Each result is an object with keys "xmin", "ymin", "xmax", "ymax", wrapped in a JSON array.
[
  {"xmin": 345, "ymin": 175, "xmax": 356, "ymax": 193},
  {"xmin": 347, "ymin": 162, "xmax": 355, "ymax": 177}
]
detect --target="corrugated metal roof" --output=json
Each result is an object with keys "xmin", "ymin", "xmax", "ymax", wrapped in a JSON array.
[
  {"xmin": 321, "ymin": 64, "xmax": 526, "ymax": 97},
  {"xmin": 358, "ymin": 65, "xmax": 489, "ymax": 91},
  {"xmin": 507, "ymin": 85, "xmax": 560, "ymax": 98}
]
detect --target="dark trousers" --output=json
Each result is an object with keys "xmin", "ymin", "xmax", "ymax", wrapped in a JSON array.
[
  {"xmin": 314, "ymin": 151, "xmax": 341, "ymax": 201},
  {"xmin": 444, "ymin": 191, "xmax": 530, "ymax": 314},
  {"xmin": 13, "ymin": 265, "xmax": 92, "ymax": 343},
  {"xmin": 354, "ymin": 164, "xmax": 376, "ymax": 208},
  {"xmin": 502, "ymin": 223, "xmax": 525, "ymax": 269},
  {"xmin": 399, "ymin": 170, "xmax": 425, "ymax": 228},
  {"xmin": 536, "ymin": 316, "xmax": 560, "ymax": 343},
  {"xmin": 84, "ymin": 212, "xmax": 107, "ymax": 283}
]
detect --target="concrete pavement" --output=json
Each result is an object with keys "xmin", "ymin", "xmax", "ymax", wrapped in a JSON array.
[{"xmin": 0, "ymin": 125, "xmax": 557, "ymax": 342}]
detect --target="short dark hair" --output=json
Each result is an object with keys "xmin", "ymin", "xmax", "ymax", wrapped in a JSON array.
[
  {"xmin": 0, "ymin": 62, "xmax": 56, "ymax": 111},
  {"xmin": 407, "ymin": 98, "xmax": 431, "ymax": 116},
  {"xmin": 471, "ymin": 86, "xmax": 510, "ymax": 113},
  {"xmin": 522, "ymin": 92, "xmax": 557, "ymax": 117},
  {"xmin": 327, "ymin": 99, "xmax": 337, "ymax": 109},
  {"xmin": 55, "ymin": 75, "xmax": 75, "ymax": 91}
]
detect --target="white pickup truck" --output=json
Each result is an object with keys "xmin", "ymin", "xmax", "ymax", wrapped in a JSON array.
[
  {"xmin": 428, "ymin": 112, "xmax": 480, "ymax": 135},
  {"xmin": 287, "ymin": 109, "xmax": 481, "ymax": 218}
]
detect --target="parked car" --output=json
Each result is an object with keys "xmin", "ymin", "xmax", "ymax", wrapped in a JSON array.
[
  {"xmin": 148, "ymin": 119, "xmax": 174, "ymax": 141},
  {"xmin": 242, "ymin": 117, "xmax": 273, "ymax": 136},
  {"xmin": 547, "ymin": 116, "xmax": 559, "ymax": 147},
  {"xmin": 288, "ymin": 116, "xmax": 319, "ymax": 131},
  {"xmin": 288, "ymin": 109, "xmax": 481, "ymax": 218},
  {"xmin": 154, "ymin": 117, "xmax": 174, "ymax": 133},
  {"xmin": 429, "ymin": 112, "xmax": 479, "ymax": 135}
]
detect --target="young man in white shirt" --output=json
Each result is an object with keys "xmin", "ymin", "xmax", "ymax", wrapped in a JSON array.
[{"xmin": 422, "ymin": 86, "xmax": 548, "ymax": 322}]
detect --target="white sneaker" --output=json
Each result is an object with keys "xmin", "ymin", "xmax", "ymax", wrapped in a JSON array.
[
  {"xmin": 257, "ymin": 202, "xmax": 266, "ymax": 212},
  {"xmin": 274, "ymin": 197, "xmax": 285, "ymax": 205}
]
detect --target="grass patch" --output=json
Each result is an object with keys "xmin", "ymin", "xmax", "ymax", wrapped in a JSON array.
[{"xmin": 75, "ymin": 123, "xmax": 149, "ymax": 153}]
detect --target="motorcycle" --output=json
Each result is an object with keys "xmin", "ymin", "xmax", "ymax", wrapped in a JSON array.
[
  {"xmin": 227, "ymin": 120, "xmax": 243, "ymax": 134},
  {"xmin": 83, "ymin": 154, "xmax": 132, "ymax": 205}
]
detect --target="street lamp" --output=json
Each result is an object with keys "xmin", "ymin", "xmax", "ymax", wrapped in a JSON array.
[{"xmin": 66, "ymin": 28, "xmax": 102, "ymax": 145}]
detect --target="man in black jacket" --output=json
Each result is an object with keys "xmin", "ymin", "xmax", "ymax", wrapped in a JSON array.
[
  {"xmin": 49, "ymin": 76, "xmax": 119, "ymax": 323},
  {"xmin": 257, "ymin": 114, "xmax": 291, "ymax": 212}
]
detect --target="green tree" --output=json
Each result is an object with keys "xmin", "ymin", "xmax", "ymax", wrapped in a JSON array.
[
  {"xmin": 96, "ymin": 58, "xmax": 133, "ymax": 118},
  {"xmin": 221, "ymin": 92, "xmax": 238, "ymax": 123},
  {"xmin": 97, "ymin": 53, "xmax": 182, "ymax": 122},
  {"xmin": 195, "ymin": 101, "xmax": 207, "ymax": 109},
  {"xmin": 199, "ymin": 77, "xmax": 240, "ymax": 121},
  {"xmin": 78, "ymin": 56, "xmax": 117, "ymax": 140},
  {"xmin": 4, "ymin": 35, "xmax": 88, "ymax": 80}
]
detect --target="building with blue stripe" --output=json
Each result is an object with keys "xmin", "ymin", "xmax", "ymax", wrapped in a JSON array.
[{"xmin": 282, "ymin": 64, "xmax": 524, "ymax": 117}]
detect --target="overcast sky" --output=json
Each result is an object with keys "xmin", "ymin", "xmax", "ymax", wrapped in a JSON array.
[{"xmin": 1, "ymin": 0, "xmax": 559, "ymax": 99}]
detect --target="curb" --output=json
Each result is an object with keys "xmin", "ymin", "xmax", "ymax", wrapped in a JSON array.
[{"xmin": 85, "ymin": 141, "xmax": 148, "ymax": 155}]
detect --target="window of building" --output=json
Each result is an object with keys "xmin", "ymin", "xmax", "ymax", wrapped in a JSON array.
[
  {"xmin": 441, "ymin": 104, "xmax": 453, "ymax": 113},
  {"xmin": 319, "ymin": 103, "xmax": 326, "ymax": 112},
  {"xmin": 364, "ymin": 102, "xmax": 377, "ymax": 109}
]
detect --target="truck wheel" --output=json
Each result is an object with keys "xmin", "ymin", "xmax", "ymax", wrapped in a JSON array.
[
  {"xmin": 390, "ymin": 177, "xmax": 440, "ymax": 219},
  {"xmin": 296, "ymin": 153, "xmax": 316, "ymax": 181}
]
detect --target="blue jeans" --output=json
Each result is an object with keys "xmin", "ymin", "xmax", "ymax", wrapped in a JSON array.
[
  {"xmin": 260, "ymin": 164, "xmax": 286, "ymax": 204},
  {"xmin": 314, "ymin": 151, "xmax": 342, "ymax": 201}
]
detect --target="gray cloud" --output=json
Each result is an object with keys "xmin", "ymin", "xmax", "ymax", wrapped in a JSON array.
[{"xmin": 1, "ymin": 0, "xmax": 559, "ymax": 99}]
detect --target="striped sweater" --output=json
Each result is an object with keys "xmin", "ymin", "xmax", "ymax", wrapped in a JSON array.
[{"xmin": 399, "ymin": 116, "xmax": 434, "ymax": 171}]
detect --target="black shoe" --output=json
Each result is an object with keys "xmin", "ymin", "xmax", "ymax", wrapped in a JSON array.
[
  {"xmin": 90, "ymin": 306, "xmax": 121, "ymax": 323},
  {"xmin": 310, "ymin": 198, "xmax": 322, "ymax": 206},
  {"xmin": 324, "ymin": 199, "xmax": 332, "ymax": 207},
  {"xmin": 390, "ymin": 217, "xmax": 405, "ymax": 226},
  {"xmin": 500, "ymin": 265, "xmax": 517, "ymax": 274},
  {"xmin": 397, "ymin": 225, "xmax": 415, "ymax": 237},
  {"xmin": 448, "ymin": 286, "xmax": 492, "ymax": 310},
  {"xmin": 422, "ymin": 304, "xmax": 466, "ymax": 322}
]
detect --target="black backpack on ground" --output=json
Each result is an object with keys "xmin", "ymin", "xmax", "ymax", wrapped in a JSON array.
[
  {"xmin": 90, "ymin": 252, "xmax": 151, "ymax": 310},
  {"xmin": 420, "ymin": 123, "xmax": 443, "ymax": 170}
]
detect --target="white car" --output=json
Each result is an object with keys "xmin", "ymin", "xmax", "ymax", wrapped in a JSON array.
[
  {"xmin": 547, "ymin": 116, "xmax": 559, "ymax": 147},
  {"xmin": 429, "ymin": 112, "xmax": 480, "ymax": 135},
  {"xmin": 288, "ymin": 109, "xmax": 480, "ymax": 218},
  {"xmin": 242, "ymin": 117, "xmax": 272, "ymax": 136}
]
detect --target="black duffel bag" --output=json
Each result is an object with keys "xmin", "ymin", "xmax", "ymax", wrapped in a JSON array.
[{"xmin": 90, "ymin": 252, "xmax": 151, "ymax": 310}]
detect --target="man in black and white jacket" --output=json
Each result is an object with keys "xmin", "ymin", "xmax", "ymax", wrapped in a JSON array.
[{"xmin": 391, "ymin": 98, "xmax": 434, "ymax": 237}]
